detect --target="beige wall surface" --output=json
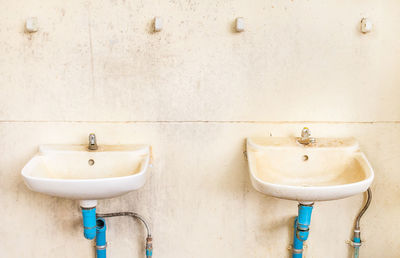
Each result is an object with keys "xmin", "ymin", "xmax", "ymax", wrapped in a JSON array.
[{"xmin": 0, "ymin": 0, "xmax": 399, "ymax": 257}]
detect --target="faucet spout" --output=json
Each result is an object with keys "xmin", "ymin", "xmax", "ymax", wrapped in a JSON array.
[
  {"xmin": 88, "ymin": 133, "xmax": 98, "ymax": 150},
  {"xmin": 297, "ymin": 127, "xmax": 316, "ymax": 145}
]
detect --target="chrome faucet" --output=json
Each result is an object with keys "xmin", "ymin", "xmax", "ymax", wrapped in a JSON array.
[
  {"xmin": 88, "ymin": 133, "xmax": 98, "ymax": 150},
  {"xmin": 297, "ymin": 127, "xmax": 316, "ymax": 145}
]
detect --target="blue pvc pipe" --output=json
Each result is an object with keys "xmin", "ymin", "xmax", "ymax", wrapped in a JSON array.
[
  {"xmin": 353, "ymin": 237, "xmax": 361, "ymax": 258},
  {"xmin": 292, "ymin": 204, "xmax": 313, "ymax": 258},
  {"xmin": 297, "ymin": 205, "xmax": 313, "ymax": 241},
  {"xmin": 96, "ymin": 218, "xmax": 107, "ymax": 258},
  {"xmin": 292, "ymin": 218, "xmax": 303, "ymax": 258},
  {"xmin": 82, "ymin": 207, "xmax": 97, "ymax": 240}
]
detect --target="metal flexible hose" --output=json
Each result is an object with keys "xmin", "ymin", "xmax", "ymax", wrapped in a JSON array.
[
  {"xmin": 97, "ymin": 212, "xmax": 151, "ymax": 236},
  {"xmin": 97, "ymin": 212, "xmax": 152, "ymax": 257},
  {"xmin": 355, "ymin": 188, "xmax": 372, "ymax": 230},
  {"xmin": 352, "ymin": 188, "xmax": 372, "ymax": 258}
]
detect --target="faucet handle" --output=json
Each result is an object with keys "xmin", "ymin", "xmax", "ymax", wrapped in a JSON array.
[
  {"xmin": 301, "ymin": 127, "xmax": 311, "ymax": 138},
  {"xmin": 88, "ymin": 133, "xmax": 98, "ymax": 150},
  {"xmin": 89, "ymin": 133, "xmax": 96, "ymax": 142}
]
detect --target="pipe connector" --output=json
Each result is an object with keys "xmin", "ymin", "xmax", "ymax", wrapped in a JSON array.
[
  {"xmin": 292, "ymin": 203, "xmax": 314, "ymax": 258},
  {"xmin": 296, "ymin": 227, "xmax": 310, "ymax": 242},
  {"xmin": 296, "ymin": 203, "xmax": 313, "ymax": 242},
  {"xmin": 351, "ymin": 229, "xmax": 362, "ymax": 247},
  {"xmin": 146, "ymin": 236, "xmax": 153, "ymax": 257}
]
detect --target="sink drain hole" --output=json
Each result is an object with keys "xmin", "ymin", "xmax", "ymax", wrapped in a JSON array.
[
  {"xmin": 302, "ymin": 155, "xmax": 309, "ymax": 161},
  {"xmin": 88, "ymin": 159, "xmax": 95, "ymax": 166}
]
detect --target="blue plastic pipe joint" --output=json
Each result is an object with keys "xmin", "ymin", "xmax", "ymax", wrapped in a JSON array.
[
  {"xmin": 82, "ymin": 207, "xmax": 97, "ymax": 240},
  {"xmin": 292, "ymin": 203, "xmax": 314, "ymax": 258},
  {"xmin": 96, "ymin": 218, "xmax": 107, "ymax": 258},
  {"xmin": 146, "ymin": 236, "xmax": 153, "ymax": 257}
]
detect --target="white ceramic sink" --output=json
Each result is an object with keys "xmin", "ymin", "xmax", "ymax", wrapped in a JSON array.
[
  {"xmin": 21, "ymin": 144, "xmax": 151, "ymax": 200},
  {"xmin": 246, "ymin": 137, "xmax": 374, "ymax": 202}
]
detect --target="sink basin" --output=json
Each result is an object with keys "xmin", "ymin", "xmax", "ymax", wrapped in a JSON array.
[
  {"xmin": 246, "ymin": 137, "xmax": 374, "ymax": 202},
  {"xmin": 21, "ymin": 144, "xmax": 151, "ymax": 200}
]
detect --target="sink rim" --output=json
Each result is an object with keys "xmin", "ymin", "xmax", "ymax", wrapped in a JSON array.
[
  {"xmin": 246, "ymin": 137, "xmax": 375, "ymax": 202},
  {"xmin": 247, "ymin": 136, "xmax": 361, "ymax": 151}
]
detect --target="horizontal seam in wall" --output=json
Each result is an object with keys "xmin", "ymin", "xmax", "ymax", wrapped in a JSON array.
[{"xmin": 0, "ymin": 120, "xmax": 399, "ymax": 124}]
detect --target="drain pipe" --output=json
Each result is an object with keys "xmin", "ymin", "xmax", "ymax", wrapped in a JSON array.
[
  {"xmin": 351, "ymin": 188, "xmax": 372, "ymax": 258},
  {"xmin": 292, "ymin": 202, "xmax": 314, "ymax": 258},
  {"xmin": 97, "ymin": 212, "xmax": 153, "ymax": 258},
  {"xmin": 80, "ymin": 200, "xmax": 98, "ymax": 240},
  {"xmin": 96, "ymin": 218, "xmax": 107, "ymax": 258}
]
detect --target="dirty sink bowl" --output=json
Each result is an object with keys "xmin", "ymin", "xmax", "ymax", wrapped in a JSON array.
[
  {"xmin": 21, "ymin": 144, "xmax": 151, "ymax": 200},
  {"xmin": 246, "ymin": 137, "xmax": 374, "ymax": 202}
]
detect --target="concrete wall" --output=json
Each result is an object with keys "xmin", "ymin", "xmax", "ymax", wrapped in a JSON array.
[{"xmin": 1, "ymin": 0, "xmax": 400, "ymax": 257}]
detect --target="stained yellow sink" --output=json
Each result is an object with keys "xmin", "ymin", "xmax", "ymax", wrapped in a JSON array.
[
  {"xmin": 21, "ymin": 144, "xmax": 151, "ymax": 200},
  {"xmin": 246, "ymin": 137, "xmax": 374, "ymax": 202}
]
